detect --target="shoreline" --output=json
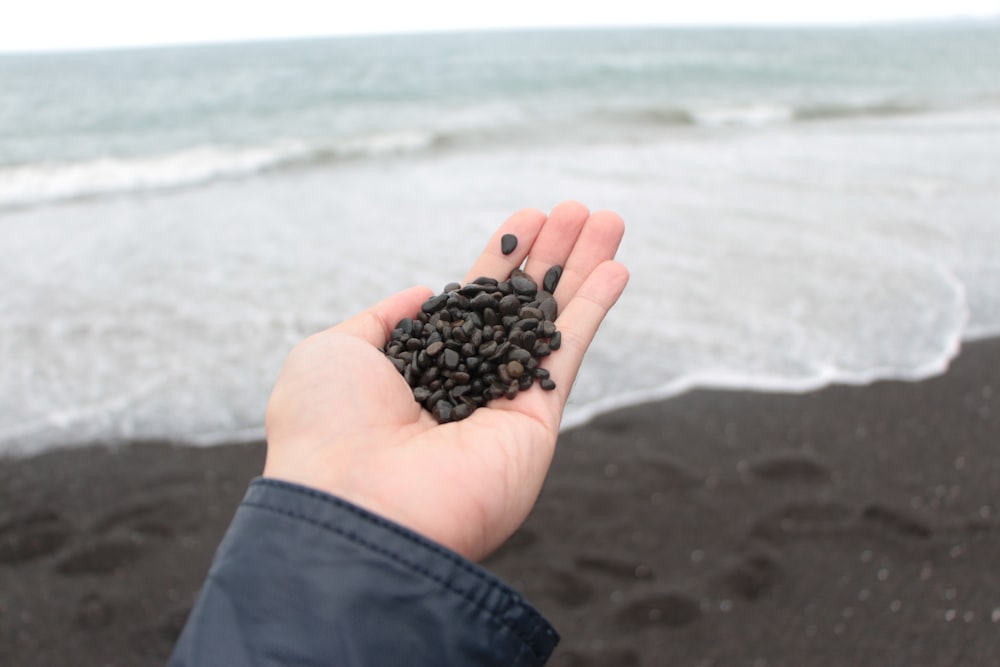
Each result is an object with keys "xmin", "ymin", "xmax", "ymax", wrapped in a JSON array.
[{"xmin": 2, "ymin": 336, "xmax": 998, "ymax": 666}]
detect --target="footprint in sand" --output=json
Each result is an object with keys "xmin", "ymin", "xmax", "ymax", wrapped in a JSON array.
[
  {"xmin": 56, "ymin": 537, "xmax": 147, "ymax": 575},
  {"xmin": 574, "ymin": 554, "xmax": 655, "ymax": 581},
  {"xmin": 747, "ymin": 451, "xmax": 834, "ymax": 484},
  {"xmin": 750, "ymin": 501, "xmax": 856, "ymax": 543},
  {"xmin": 55, "ymin": 498, "xmax": 189, "ymax": 576},
  {"xmin": 715, "ymin": 548, "xmax": 783, "ymax": 601},
  {"xmin": 615, "ymin": 592, "xmax": 702, "ymax": 628},
  {"xmin": 860, "ymin": 503, "xmax": 933, "ymax": 540},
  {"xmin": 0, "ymin": 509, "xmax": 70, "ymax": 564}
]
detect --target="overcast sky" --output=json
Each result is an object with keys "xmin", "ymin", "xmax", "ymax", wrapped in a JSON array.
[{"xmin": 3, "ymin": 0, "xmax": 999, "ymax": 52}]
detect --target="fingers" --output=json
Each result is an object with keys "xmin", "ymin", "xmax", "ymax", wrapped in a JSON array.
[
  {"xmin": 331, "ymin": 284, "xmax": 434, "ymax": 347},
  {"xmin": 527, "ymin": 206, "xmax": 625, "ymax": 307},
  {"xmin": 463, "ymin": 208, "xmax": 547, "ymax": 283},
  {"xmin": 545, "ymin": 260, "xmax": 630, "ymax": 406},
  {"xmin": 521, "ymin": 201, "xmax": 590, "ymax": 282}
]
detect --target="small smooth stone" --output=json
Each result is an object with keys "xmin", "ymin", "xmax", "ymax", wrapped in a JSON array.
[
  {"xmin": 543, "ymin": 265, "xmax": 563, "ymax": 293},
  {"xmin": 505, "ymin": 383, "xmax": 519, "ymax": 400},
  {"xmin": 470, "ymin": 292, "xmax": 496, "ymax": 310},
  {"xmin": 459, "ymin": 283, "xmax": 488, "ymax": 296},
  {"xmin": 498, "ymin": 294, "xmax": 521, "ymax": 317},
  {"xmin": 549, "ymin": 331, "xmax": 562, "ymax": 350},
  {"xmin": 412, "ymin": 387, "xmax": 432, "ymax": 403},
  {"xmin": 519, "ymin": 306, "xmax": 543, "ymax": 320},
  {"xmin": 507, "ymin": 360, "xmax": 525, "ymax": 379},
  {"xmin": 443, "ymin": 348, "xmax": 460, "ymax": 370},
  {"xmin": 472, "ymin": 276, "xmax": 498, "ymax": 286},
  {"xmin": 426, "ymin": 341, "xmax": 445, "ymax": 357},
  {"xmin": 501, "ymin": 234, "xmax": 518, "ymax": 255},
  {"xmin": 452, "ymin": 403, "xmax": 473, "ymax": 421},
  {"xmin": 447, "ymin": 293, "xmax": 470, "ymax": 309},
  {"xmin": 428, "ymin": 389, "xmax": 446, "ymax": 407},
  {"xmin": 516, "ymin": 318, "xmax": 540, "ymax": 331},
  {"xmin": 540, "ymin": 378, "xmax": 557, "ymax": 391},
  {"xmin": 451, "ymin": 371, "xmax": 471, "ymax": 385},
  {"xmin": 538, "ymin": 298, "xmax": 558, "ymax": 322},
  {"xmin": 509, "ymin": 270, "xmax": 537, "ymax": 295},
  {"xmin": 539, "ymin": 321, "xmax": 557, "ymax": 337},
  {"xmin": 419, "ymin": 366, "xmax": 439, "ymax": 385},
  {"xmin": 508, "ymin": 347, "xmax": 531, "ymax": 365},
  {"xmin": 478, "ymin": 341, "xmax": 498, "ymax": 357},
  {"xmin": 490, "ymin": 341, "xmax": 511, "ymax": 360},
  {"xmin": 432, "ymin": 400, "xmax": 454, "ymax": 423},
  {"xmin": 534, "ymin": 342, "xmax": 552, "ymax": 357},
  {"xmin": 517, "ymin": 375, "xmax": 533, "ymax": 390},
  {"xmin": 421, "ymin": 293, "xmax": 449, "ymax": 313},
  {"xmin": 443, "ymin": 282, "xmax": 461, "ymax": 292}
]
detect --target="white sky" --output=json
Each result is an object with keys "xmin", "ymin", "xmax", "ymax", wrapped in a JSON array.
[{"xmin": 2, "ymin": 0, "xmax": 999, "ymax": 52}]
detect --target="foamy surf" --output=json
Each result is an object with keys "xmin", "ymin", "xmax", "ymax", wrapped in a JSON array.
[{"xmin": 0, "ymin": 131, "xmax": 439, "ymax": 209}]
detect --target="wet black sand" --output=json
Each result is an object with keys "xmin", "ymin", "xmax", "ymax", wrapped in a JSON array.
[{"xmin": 2, "ymin": 337, "xmax": 998, "ymax": 666}]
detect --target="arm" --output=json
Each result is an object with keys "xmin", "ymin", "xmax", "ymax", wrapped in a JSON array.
[{"xmin": 170, "ymin": 202, "xmax": 629, "ymax": 666}]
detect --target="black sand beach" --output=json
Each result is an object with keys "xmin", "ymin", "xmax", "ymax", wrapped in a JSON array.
[{"xmin": 2, "ymin": 337, "xmax": 998, "ymax": 666}]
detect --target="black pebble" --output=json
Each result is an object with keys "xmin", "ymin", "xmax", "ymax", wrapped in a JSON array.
[
  {"xmin": 501, "ymin": 234, "xmax": 518, "ymax": 255},
  {"xmin": 543, "ymin": 265, "xmax": 563, "ymax": 293}
]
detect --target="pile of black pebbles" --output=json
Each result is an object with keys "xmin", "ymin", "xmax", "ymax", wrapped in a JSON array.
[{"xmin": 384, "ymin": 256, "xmax": 564, "ymax": 423}]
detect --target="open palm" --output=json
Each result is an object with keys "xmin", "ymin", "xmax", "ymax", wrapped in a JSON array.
[{"xmin": 263, "ymin": 202, "xmax": 628, "ymax": 561}]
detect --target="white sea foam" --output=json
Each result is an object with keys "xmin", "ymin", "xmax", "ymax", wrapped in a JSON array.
[
  {"xmin": 691, "ymin": 105, "xmax": 796, "ymax": 127},
  {"xmin": 0, "ymin": 131, "xmax": 439, "ymax": 209}
]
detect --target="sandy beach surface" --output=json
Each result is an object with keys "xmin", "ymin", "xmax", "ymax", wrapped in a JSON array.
[{"xmin": 2, "ymin": 337, "xmax": 998, "ymax": 666}]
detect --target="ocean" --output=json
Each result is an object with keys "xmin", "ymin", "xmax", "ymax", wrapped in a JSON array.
[{"xmin": 2, "ymin": 23, "xmax": 999, "ymax": 455}]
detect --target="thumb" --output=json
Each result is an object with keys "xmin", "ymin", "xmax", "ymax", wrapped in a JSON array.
[{"xmin": 331, "ymin": 285, "xmax": 434, "ymax": 347}]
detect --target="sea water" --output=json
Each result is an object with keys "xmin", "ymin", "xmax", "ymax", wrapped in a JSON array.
[{"xmin": 2, "ymin": 24, "xmax": 999, "ymax": 454}]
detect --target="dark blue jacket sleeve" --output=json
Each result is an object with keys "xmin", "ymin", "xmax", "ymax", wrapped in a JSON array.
[{"xmin": 169, "ymin": 478, "xmax": 558, "ymax": 666}]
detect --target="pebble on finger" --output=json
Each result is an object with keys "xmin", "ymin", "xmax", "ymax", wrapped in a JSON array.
[
  {"xmin": 543, "ymin": 265, "xmax": 563, "ymax": 293},
  {"xmin": 500, "ymin": 234, "xmax": 518, "ymax": 255},
  {"xmin": 384, "ymin": 269, "xmax": 560, "ymax": 423}
]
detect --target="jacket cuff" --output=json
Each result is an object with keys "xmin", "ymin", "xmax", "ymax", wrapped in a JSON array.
[{"xmin": 242, "ymin": 477, "xmax": 559, "ymax": 664}]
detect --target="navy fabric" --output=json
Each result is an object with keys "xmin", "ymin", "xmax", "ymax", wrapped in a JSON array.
[{"xmin": 170, "ymin": 478, "xmax": 558, "ymax": 666}]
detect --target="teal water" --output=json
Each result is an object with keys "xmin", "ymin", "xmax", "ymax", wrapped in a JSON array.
[{"xmin": 1, "ymin": 24, "xmax": 999, "ymax": 453}]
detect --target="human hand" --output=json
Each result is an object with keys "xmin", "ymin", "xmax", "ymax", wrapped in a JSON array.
[{"xmin": 262, "ymin": 201, "xmax": 628, "ymax": 561}]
